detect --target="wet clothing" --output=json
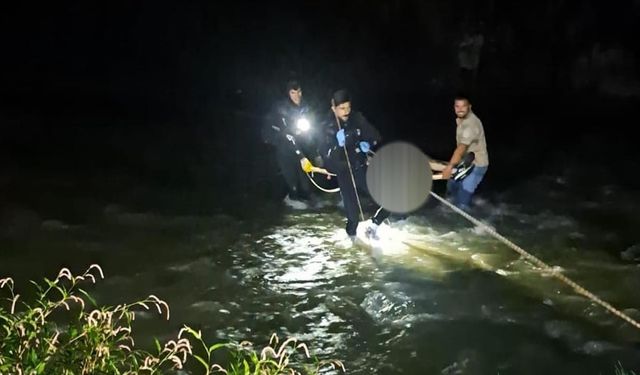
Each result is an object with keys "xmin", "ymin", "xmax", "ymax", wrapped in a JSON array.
[
  {"xmin": 319, "ymin": 111, "xmax": 389, "ymax": 236},
  {"xmin": 263, "ymin": 99, "xmax": 319, "ymax": 200},
  {"xmin": 448, "ymin": 111, "xmax": 489, "ymax": 209}
]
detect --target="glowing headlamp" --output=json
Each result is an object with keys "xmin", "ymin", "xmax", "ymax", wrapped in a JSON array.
[{"xmin": 296, "ymin": 117, "xmax": 311, "ymax": 132}]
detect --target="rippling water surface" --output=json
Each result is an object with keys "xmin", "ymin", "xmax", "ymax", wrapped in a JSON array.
[{"xmin": 2, "ymin": 171, "xmax": 640, "ymax": 374}]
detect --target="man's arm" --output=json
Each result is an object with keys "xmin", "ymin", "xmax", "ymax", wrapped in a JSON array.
[
  {"xmin": 442, "ymin": 144, "xmax": 468, "ymax": 179},
  {"xmin": 441, "ymin": 120, "xmax": 479, "ymax": 179},
  {"xmin": 449, "ymin": 144, "xmax": 468, "ymax": 166},
  {"xmin": 262, "ymin": 102, "xmax": 287, "ymax": 145}
]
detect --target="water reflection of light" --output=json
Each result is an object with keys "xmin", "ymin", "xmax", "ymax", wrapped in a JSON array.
[
  {"xmin": 262, "ymin": 225, "xmax": 356, "ymax": 291},
  {"xmin": 249, "ymin": 222, "xmax": 368, "ymax": 357},
  {"xmin": 277, "ymin": 251, "xmax": 327, "ymax": 283},
  {"xmin": 355, "ymin": 220, "xmax": 413, "ymax": 257},
  {"xmin": 226, "ymin": 199, "xmax": 640, "ymax": 371}
]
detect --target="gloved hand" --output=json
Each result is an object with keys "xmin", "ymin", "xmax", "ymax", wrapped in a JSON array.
[
  {"xmin": 336, "ymin": 129, "xmax": 346, "ymax": 147},
  {"xmin": 359, "ymin": 141, "xmax": 370, "ymax": 153},
  {"xmin": 300, "ymin": 158, "xmax": 313, "ymax": 173}
]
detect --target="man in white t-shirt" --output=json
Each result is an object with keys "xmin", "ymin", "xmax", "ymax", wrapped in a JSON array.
[{"xmin": 436, "ymin": 95, "xmax": 489, "ymax": 210}]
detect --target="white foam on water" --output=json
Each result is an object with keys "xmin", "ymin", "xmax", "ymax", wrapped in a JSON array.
[{"xmin": 355, "ymin": 220, "xmax": 412, "ymax": 256}]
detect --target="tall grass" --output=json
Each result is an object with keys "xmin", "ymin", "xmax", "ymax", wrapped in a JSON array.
[
  {"xmin": 616, "ymin": 362, "xmax": 638, "ymax": 375},
  {"xmin": 0, "ymin": 265, "xmax": 344, "ymax": 374}
]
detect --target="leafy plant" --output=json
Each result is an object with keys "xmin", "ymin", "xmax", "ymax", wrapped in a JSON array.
[
  {"xmin": 615, "ymin": 361, "xmax": 638, "ymax": 375},
  {"xmin": 0, "ymin": 265, "xmax": 345, "ymax": 374},
  {"xmin": 180, "ymin": 327, "xmax": 345, "ymax": 375}
]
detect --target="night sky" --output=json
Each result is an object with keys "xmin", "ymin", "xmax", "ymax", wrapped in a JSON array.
[{"xmin": 2, "ymin": 0, "xmax": 640, "ymax": 207}]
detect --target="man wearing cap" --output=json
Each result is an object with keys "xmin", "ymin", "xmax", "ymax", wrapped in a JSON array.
[{"xmin": 319, "ymin": 89, "xmax": 389, "ymax": 239}]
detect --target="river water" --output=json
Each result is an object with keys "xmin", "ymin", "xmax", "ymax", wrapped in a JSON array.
[
  {"xmin": 2, "ymin": 92, "xmax": 640, "ymax": 373},
  {"xmin": 2, "ymin": 160, "xmax": 640, "ymax": 374}
]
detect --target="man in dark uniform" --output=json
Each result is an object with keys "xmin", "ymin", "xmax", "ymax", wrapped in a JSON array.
[
  {"xmin": 319, "ymin": 89, "xmax": 389, "ymax": 239},
  {"xmin": 262, "ymin": 80, "xmax": 319, "ymax": 209}
]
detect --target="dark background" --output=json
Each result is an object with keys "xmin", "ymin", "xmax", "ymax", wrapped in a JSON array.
[{"xmin": 1, "ymin": 0, "xmax": 639, "ymax": 215}]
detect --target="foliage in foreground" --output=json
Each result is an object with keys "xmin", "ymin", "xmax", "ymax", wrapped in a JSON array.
[
  {"xmin": 0, "ymin": 265, "xmax": 345, "ymax": 374},
  {"xmin": 616, "ymin": 361, "xmax": 638, "ymax": 375}
]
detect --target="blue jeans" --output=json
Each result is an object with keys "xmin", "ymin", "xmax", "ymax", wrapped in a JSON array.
[{"xmin": 447, "ymin": 166, "xmax": 488, "ymax": 210}]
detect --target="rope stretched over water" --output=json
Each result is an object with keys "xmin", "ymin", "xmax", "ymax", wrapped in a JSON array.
[{"xmin": 429, "ymin": 191, "xmax": 640, "ymax": 331}]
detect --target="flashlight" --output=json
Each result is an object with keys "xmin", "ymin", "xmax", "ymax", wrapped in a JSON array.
[{"xmin": 296, "ymin": 117, "xmax": 311, "ymax": 132}]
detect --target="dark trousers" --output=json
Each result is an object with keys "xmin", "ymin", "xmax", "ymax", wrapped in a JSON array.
[
  {"xmin": 276, "ymin": 149, "xmax": 311, "ymax": 200},
  {"xmin": 336, "ymin": 165, "xmax": 389, "ymax": 236}
]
